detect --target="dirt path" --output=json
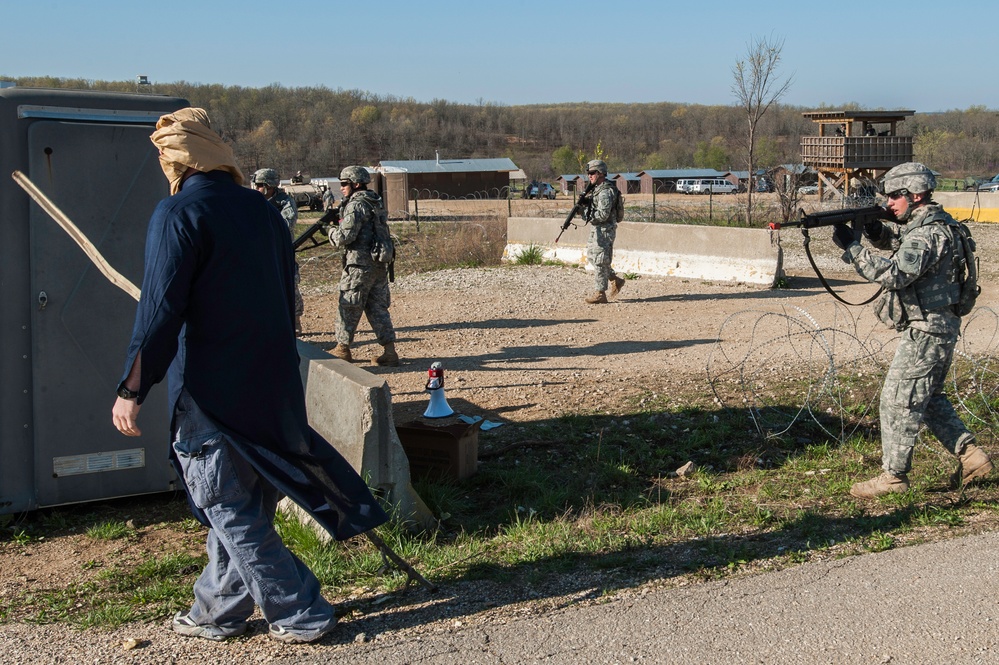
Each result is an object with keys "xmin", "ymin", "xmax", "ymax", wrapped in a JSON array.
[{"xmin": 299, "ymin": 221, "xmax": 999, "ymax": 428}]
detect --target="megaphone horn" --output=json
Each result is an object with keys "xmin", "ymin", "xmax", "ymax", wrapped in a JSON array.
[{"xmin": 423, "ymin": 361, "xmax": 454, "ymax": 418}]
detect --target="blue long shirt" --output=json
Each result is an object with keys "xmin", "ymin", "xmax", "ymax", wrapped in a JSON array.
[{"xmin": 121, "ymin": 171, "xmax": 387, "ymax": 540}]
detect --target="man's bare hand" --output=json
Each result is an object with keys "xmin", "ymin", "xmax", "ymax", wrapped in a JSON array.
[{"xmin": 112, "ymin": 397, "xmax": 142, "ymax": 436}]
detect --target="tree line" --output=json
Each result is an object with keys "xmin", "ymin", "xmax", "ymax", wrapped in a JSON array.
[{"xmin": 6, "ymin": 76, "xmax": 999, "ymax": 183}]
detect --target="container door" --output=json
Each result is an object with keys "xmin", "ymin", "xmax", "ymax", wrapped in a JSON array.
[{"xmin": 28, "ymin": 120, "xmax": 175, "ymax": 508}]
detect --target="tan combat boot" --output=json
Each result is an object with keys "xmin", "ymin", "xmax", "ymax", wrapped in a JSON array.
[
  {"xmin": 953, "ymin": 444, "xmax": 994, "ymax": 487},
  {"xmin": 585, "ymin": 291, "xmax": 608, "ymax": 304},
  {"xmin": 609, "ymin": 275, "xmax": 626, "ymax": 297},
  {"xmin": 850, "ymin": 472, "xmax": 909, "ymax": 499},
  {"xmin": 374, "ymin": 343, "xmax": 399, "ymax": 367},
  {"xmin": 332, "ymin": 343, "xmax": 352, "ymax": 362}
]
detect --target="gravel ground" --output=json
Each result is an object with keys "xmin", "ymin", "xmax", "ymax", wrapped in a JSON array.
[{"xmin": 3, "ymin": 221, "xmax": 999, "ymax": 664}]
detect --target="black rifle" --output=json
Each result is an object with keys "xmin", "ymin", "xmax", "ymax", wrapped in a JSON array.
[
  {"xmin": 767, "ymin": 205, "xmax": 892, "ymax": 231},
  {"xmin": 768, "ymin": 205, "xmax": 896, "ymax": 306},
  {"xmin": 555, "ymin": 181, "xmax": 597, "ymax": 243},
  {"xmin": 292, "ymin": 207, "xmax": 340, "ymax": 252}
]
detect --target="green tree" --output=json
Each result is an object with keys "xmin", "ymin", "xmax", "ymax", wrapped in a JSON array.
[
  {"xmin": 552, "ymin": 145, "xmax": 580, "ymax": 175},
  {"xmin": 350, "ymin": 105, "xmax": 380, "ymax": 125},
  {"xmin": 914, "ymin": 128, "xmax": 954, "ymax": 168},
  {"xmin": 693, "ymin": 137, "xmax": 729, "ymax": 170}
]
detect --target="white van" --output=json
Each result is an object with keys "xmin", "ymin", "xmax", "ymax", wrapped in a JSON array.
[
  {"xmin": 676, "ymin": 179, "xmax": 696, "ymax": 194},
  {"xmin": 689, "ymin": 178, "xmax": 738, "ymax": 195}
]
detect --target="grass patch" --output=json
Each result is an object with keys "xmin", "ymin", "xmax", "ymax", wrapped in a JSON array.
[
  {"xmin": 513, "ymin": 244, "xmax": 546, "ymax": 265},
  {"xmin": 85, "ymin": 520, "xmax": 134, "ymax": 541},
  {"xmin": 10, "ymin": 550, "xmax": 204, "ymax": 628}
]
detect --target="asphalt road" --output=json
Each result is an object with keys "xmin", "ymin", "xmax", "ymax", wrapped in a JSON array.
[{"xmin": 276, "ymin": 530, "xmax": 999, "ymax": 665}]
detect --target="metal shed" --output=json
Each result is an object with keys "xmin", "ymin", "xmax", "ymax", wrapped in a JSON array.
[
  {"xmin": 0, "ymin": 87, "xmax": 188, "ymax": 514},
  {"xmin": 379, "ymin": 157, "xmax": 519, "ymax": 200},
  {"xmin": 611, "ymin": 172, "xmax": 643, "ymax": 195}
]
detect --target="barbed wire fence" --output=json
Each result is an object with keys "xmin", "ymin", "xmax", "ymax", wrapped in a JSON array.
[
  {"xmin": 400, "ymin": 185, "xmax": 795, "ymax": 226},
  {"xmin": 707, "ymin": 304, "xmax": 999, "ymax": 446}
]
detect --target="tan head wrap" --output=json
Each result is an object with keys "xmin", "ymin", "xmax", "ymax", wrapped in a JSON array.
[{"xmin": 150, "ymin": 107, "xmax": 244, "ymax": 194}]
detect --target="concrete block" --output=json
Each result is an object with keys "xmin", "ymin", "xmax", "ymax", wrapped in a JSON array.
[
  {"xmin": 505, "ymin": 217, "xmax": 782, "ymax": 286},
  {"xmin": 935, "ymin": 192, "xmax": 999, "ymax": 223},
  {"xmin": 278, "ymin": 341, "xmax": 436, "ymax": 535}
]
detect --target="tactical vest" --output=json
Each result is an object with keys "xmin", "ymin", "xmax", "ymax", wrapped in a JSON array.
[
  {"xmin": 586, "ymin": 181, "xmax": 624, "ymax": 225},
  {"xmin": 894, "ymin": 206, "xmax": 962, "ymax": 323}
]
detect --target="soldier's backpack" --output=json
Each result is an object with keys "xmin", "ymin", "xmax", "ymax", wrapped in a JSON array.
[
  {"xmin": 614, "ymin": 186, "xmax": 625, "ymax": 223},
  {"xmin": 369, "ymin": 204, "xmax": 395, "ymax": 265},
  {"xmin": 951, "ymin": 220, "xmax": 980, "ymax": 316}
]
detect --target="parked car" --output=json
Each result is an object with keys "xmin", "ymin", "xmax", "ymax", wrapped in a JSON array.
[
  {"xmin": 797, "ymin": 185, "xmax": 819, "ymax": 195},
  {"xmin": 977, "ymin": 174, "xmax": 999, "ymax": 192},
  {"xmin": 528, "ymin": 182, "xmax": 556, "ymax": 199}
]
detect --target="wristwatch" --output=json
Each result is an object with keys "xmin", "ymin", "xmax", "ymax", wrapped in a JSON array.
[{"xmin": 116, "ymin": 384, "xmax": 139, "ymax": 400}]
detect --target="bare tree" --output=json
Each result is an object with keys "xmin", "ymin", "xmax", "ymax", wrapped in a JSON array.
[{"xmin": 732, "ymin": 35, "xmax": 793, "ymax": 226}]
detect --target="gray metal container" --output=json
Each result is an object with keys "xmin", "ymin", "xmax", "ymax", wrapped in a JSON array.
[{"xmin": 0, "ymin": 87, "xmax": 188, "ymax": 514}]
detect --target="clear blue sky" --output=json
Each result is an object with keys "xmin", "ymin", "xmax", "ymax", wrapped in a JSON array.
[{"xmin": 2, "ymin": 0, "xmax": 996, "ymax": 112}]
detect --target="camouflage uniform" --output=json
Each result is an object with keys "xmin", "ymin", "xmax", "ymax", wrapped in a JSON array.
[
  {"xmin": 267, "ymin": 189, "xmax": 303, "ymax": 318},
  {"xmin": 843, "ymin": 203, "xmax": 972, "ymax": 475},
  {"xmin": 584, "ymin": 180, "xmax": 622, "ymax": 292},
  {"xmin": 329, "ymin": 189, "xmax": 396, "ymax": 347},
  {"xmin": 322, "ymin": 187, "xmax": 335, "ymax": 211},
  {"xmin": 269, "ymin": 188, "xmax": 298, "ymax": 230}
]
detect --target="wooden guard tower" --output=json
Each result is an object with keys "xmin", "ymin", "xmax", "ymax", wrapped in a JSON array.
[{"xmin": 800, "ymin": 110, "xmax": 915, "ymax": 198}]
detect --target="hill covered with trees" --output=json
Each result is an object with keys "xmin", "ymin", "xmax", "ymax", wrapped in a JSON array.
[{"xmin": 5, "ymin": 76, "xmax": 999, "ymax": 182}]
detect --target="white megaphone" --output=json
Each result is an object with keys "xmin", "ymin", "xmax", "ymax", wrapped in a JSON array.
[{"xmin": 423, "ymin": 361, "xmax": 454, "ymax": 418}]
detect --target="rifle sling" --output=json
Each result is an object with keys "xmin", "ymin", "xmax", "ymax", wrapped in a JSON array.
[{"xmin": 801, "ymin": 229, "xmax": 882, "ymax": 307}]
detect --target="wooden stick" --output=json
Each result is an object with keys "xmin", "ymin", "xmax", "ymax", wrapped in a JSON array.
[
  {"xmin": 11, "ymin": 170, "xmax": 141, "ymax": 301},
  {"xmin": 365, "ymin": 531, "xmax": 438, "ymax": 593}
]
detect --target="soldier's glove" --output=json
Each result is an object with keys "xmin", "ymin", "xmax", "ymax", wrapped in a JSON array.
[
  {"xmin": 832, "ymin": 222, "xmax": 858, "ymax": 251},
  {"xmin": 862, "ymin": 218, "xmax": 885, "ymax": 243}
]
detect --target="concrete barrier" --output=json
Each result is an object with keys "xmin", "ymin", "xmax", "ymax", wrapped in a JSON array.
[
  {"xmin": 934, "ymin": 192, "xmax": 999, "ymax": 223},
  {"xmin": 504, "ymin": 217, "xmax": 782, "ymax": 286},
  {"xmin": 278, "ymin": 340, "xmax": 436, "ymax": 535}
]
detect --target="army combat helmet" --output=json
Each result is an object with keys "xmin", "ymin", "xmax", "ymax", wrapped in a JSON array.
[
  {"xmin": 339, "ymin": 165, "xmax": 371, "ymax": 185},
  {"xmin": 252, "ymin": 168, "xmax": 280, "ymax": 188},
  {"xmin": 586, "ymin": 159, "xmax": 608, "ymax": 175},
  {"xmin": 882, "ymin": 162, "xmax": 936, "ymax": 196},
  {"xmin": 881, "ymin": 162, "xmax": 935, "ymax": 221}
]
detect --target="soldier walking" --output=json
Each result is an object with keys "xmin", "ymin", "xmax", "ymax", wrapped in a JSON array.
[
  {"xmin": 329, "ymin": 166, "xmax": 399, "ymax": 366},
  {"xmin": 832, "ymin": 162, "xmax": 994, "ymax": 498},
  {"xmin": 582, "ymin": 159, "xmax": 625, "ymax": 304}
]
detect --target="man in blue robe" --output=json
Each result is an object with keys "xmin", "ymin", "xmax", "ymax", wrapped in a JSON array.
[{"xmin": 111, "ymin": 108, "xmax": 387, "ymax": 643}]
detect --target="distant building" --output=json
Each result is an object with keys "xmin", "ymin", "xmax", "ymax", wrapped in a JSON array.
[
  {"xmin": 611, "ymin": 172, "xmax": 643, "ymax": 195},
  {"xmin": 557, "ymin": 174, "xmax": 586, "ymax": 195},
  {"xmin": 378, "ymin": 157, "xmax": 519, "ymax": 200}
]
